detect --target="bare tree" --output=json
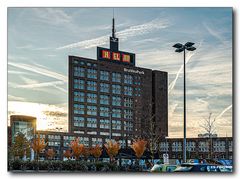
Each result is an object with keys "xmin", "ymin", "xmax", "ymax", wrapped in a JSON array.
[
  {"xmin": 142, "ymin": 115, "xmax": 163, "ymax": 163},
  {"xmin": 199, "ymin": 112, "xmax": 217, "ymax": 160},
  {"xmin": 200, "ymin": 113, "xmax": 217, "ymax": 136}
]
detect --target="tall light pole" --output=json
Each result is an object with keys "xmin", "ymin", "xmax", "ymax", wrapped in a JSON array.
[{"xmin": 173, "ymin": 42, "xmax": 196, "ymax": 163}]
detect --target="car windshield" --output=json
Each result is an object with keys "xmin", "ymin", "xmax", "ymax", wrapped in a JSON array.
[
  {"xmin": 166, "ymin": 166, "xmax": 177, "ymax": 172},
  {"xmin": 174, "ymin": 166, "xmax": 193, "ymax": 172}
]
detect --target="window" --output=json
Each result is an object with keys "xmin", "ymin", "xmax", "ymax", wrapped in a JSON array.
[
  {"xmin": 112, "ymin": 84, "xmax": 121, "ymax": 94},
  {"xmin": 112, "ymin": 120, "xmax": 121, "ymax": 130},
  {"xmin": 74, "ymin": 117, "xmax": 85, "ymax": 127},
  {"xmin": 112, "ymin": 133, "xmax": 121, "ymax": 136},
  {"xmin": 87, "ymin": 68, "xmax": 97, "ymax": 79},
  {"xmin": 134, "ymin": 76, "xmax": 141, "ymax": 85},
  {"xmin": 87, "ymin": 93, "xmax": 97, "ymax": 104},
  {"xmin": 87, "ymin": 131, "xmax": 97, "ymax": 135},
  {"xmin": 87, "ymin": 105, "xmax": 97, "ymax": 116},
  {"xmin": 124, "ymin": 86, "xmax": 133, "ymax": 96},
  {"xmin": 100, "ymin": 132, "xmax": 109, "ymax": 136},
  {"xmin": 124, "ymin": 121, "xmax": 133, "ymax": 131},
  {"xmin": 74, "ymin": 67, "xmax": 85, "ymax": 77},
  {"xmin": 112, "ymin": 96, "xmax": 121, "ymax": 106},
  {"xmin": 112, "ymin": 108, "xmax": 121, "ymax": 118},
  {"xmin": 159, "ymin": 142, "xmax": 169, "ymax": 152},
  {"xmin": 100, "ymin": 71, "xmax": 109, "ymax": 81},
  {"xmin": 87, "ymin": 81, "xmax": 97, "ymax": 91},
  {"xmin": 74, "ymin": 104, "xmax": 85, "ymax": 114},
  {"xmin": 134, "ymin": 87, "xmax": 141, "ymax": 97},
  {"xmin": 112, "ymin": 72, "xmax": 121, "ymax": 83},
  {"xmin": 124, "ymin": 109, "xmax": 133, "ymax": 119},
  {"xmin": 100, "ymin": 107, "xmax": 109, "ymax": 117},
  {"xmin": 124, "ymin": 74, "xmax": 133, "ymax": 84},
  {"xmin": 92, "ymin": 138, "xmax": 103, "ymax": 147},
  {"xmin": 100, "ymin": 83, "xmax": 110, "ymax": 93},
  {"xmin": 74, "ymin": 92, "xmax": 85, "ymax": 102},
  {"xmin": 100, "ymin": 119, "xmax": 110, "ymax": 129},
  {"xmin": 87, "ymin": 118, "xmax": 97, "ymax": 128},
  {"xmin": 74, "ymin": 79, "xmax": 84, "ymax": 90},
  {"xmin": 172, "ymin": 142, "xmax": 182, "ymax": 152},
  {"xmin": 100, "ymin": 95, "xmax": 109, "ymax": 105},
  {"xmin": 124, "ymin": 97, "xmax": 133, "ymax": 107}
]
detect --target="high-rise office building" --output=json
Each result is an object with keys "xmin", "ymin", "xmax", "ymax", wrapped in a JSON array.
[{"xmin": 68, "ymin": 18, "xmax": 168, "ymax": 147}]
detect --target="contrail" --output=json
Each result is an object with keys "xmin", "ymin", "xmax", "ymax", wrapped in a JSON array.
[
  {"xmin": 8, "ymin": 62, "xmax": 67, "ymax": 82},
  {"xmin": 216, "ymin": 104, "xmax": 232, "ymax": 120},
  {"xmin": 168, "ymin": 41, "xmax": 203, "ymax": 95},
  {"xmin": 56, "ymin": 18, "xmax": 170, "ymax": 50}
]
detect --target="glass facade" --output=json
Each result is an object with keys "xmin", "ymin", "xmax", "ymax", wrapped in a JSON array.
[
  {"xmin": 74, "ymin": 91, "xmax": 85, "ymax": 102},
  {"xmin": 112, "ymin": 108, "xmax": 121, "ymax": 118},
  {"xmin": 73, "ymin": 116, "xmax": 85, "ymax": 127},
  {"xmin": 112, "ymin": 120, "xmax": 121, "ymax": 130},
  {"xmin": 124, "ymin": 109, "xmax": 133, "ymax": 119},
  {"xmin": 124, "ymin": 86, "xmax": 133, "ymax": 96},
  {"xmin": 87, "ymin": 68, "xmax": 97, "ymax": 79},
  {"xmin": 124, "ymin": 121, "xmax": 133, "ymax": 131},
  {"xmin": 74, "ymin": 67, "xmax": 85, "ymax": 77},
  {"xmin": 12, "ymin": 121, "xmax": 35, "ymax": 142},
  {"xmin": 74, "ymin": 104, "xmax": 85, "ymax": 114},
  {"xmin": 100, "ymin": 107, "xmax": 109, "ymax": 117},
  {"xmin": 100, "ymin": 83, "xmax": 110, "ymax": 93},
  {"xmin": 124, "ymin": 97, "xmax": 133, "ymax": 107},
  {"xmin": 87, "ymin": 93, "xmax": 97, "ymax": 104},
  {"xmin": 112, "ymin": 84, "xmax": 121, "ymax": 94},
  {"xmin": 100, "ymin": 119, "xmax": 110, "ymax": 129},
  {"xmin": 74, "ymin": 79, "xmax": 85, "ymax": 90},
  {"xmin": 112, "ymin": 72, "xmax": 121, "ymax": 83},
  {"xmin": 100, "ymin": 71, "xmax": 109, "ymax": 81},
  {"xmin": 87, "ymin": 81, "xmax": 97, "ymax": 91},
  {"xmin": 87, "ymin": 118, "xmax": 97, "ymax": 128},
  {"xmin": 100, "ymin": 95, "xmax": 109, "ymax": 105},
  {"xmin": 124, "ymin": 74, "xmax": 133, "ymax": 84},
  {"xmin": 87, "ymin": 105, "xmax": 97, "ymax": 116},
  {"xmin": 112, "ymin": 96, "xmax": 121, "ymax": 106}
]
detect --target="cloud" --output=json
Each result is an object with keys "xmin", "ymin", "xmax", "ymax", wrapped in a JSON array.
[
  {"xmin": 17, "ymin": 80, "xmax": 65, "ymax": 89},
  {"xmin": 32, "ymin": 8, "xmax": 72, "ymax": 26},
  {"xmin": 10, "ymin": 76, "xmax": 67, "ymax": 94},
  {"xmin": 8, "ymin": 62, "xmax": 67, "ymax": 82},
  {"xmin": 56, "ymin": 18, "xmax": 170, "ymax": 50},
  {"xmin": 203, "ymin": 22, "xmax": 227, "ymax": 45},
  {"xmin": 8, "ymin": 95, "xmax": 25, "ymax": 101}
]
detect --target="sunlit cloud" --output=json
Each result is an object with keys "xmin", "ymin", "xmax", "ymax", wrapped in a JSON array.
[{"xmin": 8, "ymin": 101, "xmax": 68, "ymax": 131}]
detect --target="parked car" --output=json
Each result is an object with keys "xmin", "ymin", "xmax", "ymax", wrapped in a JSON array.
[
  {"xmin": 150, "ymin": 164, "xmax": 177, "ymax": 172},
  {"xmin": 174, "ymin": 163, "xmax": 221, "ymax": 172}
]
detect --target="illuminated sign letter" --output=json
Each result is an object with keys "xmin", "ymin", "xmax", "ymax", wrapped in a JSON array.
[
  {"xmin": 122, "ymin": 54, "xmax": 130, "ymax": 63},
  {"xmin": 112, "ymin": 52, "xmax": 120, "ymax": 61},
  {"xmin": 102, "ymin": 50, "xmax": 110, "ymax": 59}
]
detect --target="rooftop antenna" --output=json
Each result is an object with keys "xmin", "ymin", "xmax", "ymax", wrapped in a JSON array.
[{"xmin": 112, "ymin": 8, "xmax": 116, "ymax": 38}]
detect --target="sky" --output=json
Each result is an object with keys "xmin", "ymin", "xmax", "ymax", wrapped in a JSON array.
[{"xmin": 7, "ymin": 7, "xmax": 232, "ymax": 137}]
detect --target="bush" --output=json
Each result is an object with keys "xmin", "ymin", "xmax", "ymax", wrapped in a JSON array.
[{"xmin": 8, "ymin": 160, "xmax": 119, "ymax": 172}]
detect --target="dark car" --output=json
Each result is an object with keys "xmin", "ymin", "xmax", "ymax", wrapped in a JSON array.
[{"xmin": 174, "ymin": 163, "xmax": 221, "ymax": 172}]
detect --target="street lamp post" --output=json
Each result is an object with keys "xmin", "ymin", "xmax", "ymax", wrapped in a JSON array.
[{"xmin": 173, "ymin": 42, "xmax": 196, "ymax": 163}]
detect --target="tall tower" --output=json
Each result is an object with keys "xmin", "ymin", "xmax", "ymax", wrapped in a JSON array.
[{"xmin": 110, "ymin": 17, "xmax": 119, "ymax": 51}]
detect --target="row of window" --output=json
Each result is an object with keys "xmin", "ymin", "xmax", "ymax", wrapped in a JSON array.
[
  {"xmin": 74, "ymin": 67, "xmax": 138, "ymax": 85},
  {"xmin": 73, "ymin": 104, "xmax": 133, "ymax": 119},
  {"xmin": 73, "ymin": 116, "xmax": 133, "ymax": 131},
  {"xmin": 73, "ymin": 79, "xmax": 135, "ymax": 96}
]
